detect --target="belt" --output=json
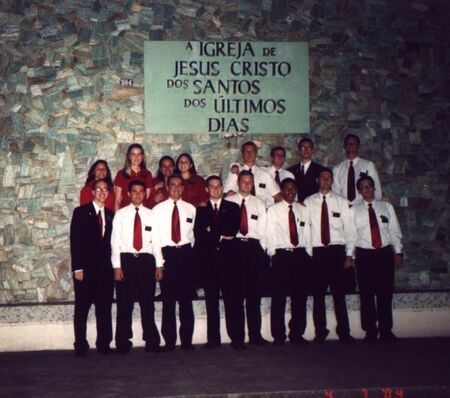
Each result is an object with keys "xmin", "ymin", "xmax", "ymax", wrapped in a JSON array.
[
  {"xmin": 237, "ymin": 237, "xmax": 258, "ymax": 243},
  {"xmin": 276, "ymin": 247, "xmax": 304, "ymax": 253},
  {"xmin": 165, "ymin": 243, "xmax": 190, "ymax": 250},
  {"xmin": 123, "ymin": 252, "xmax": 152, "ymax": 258}
]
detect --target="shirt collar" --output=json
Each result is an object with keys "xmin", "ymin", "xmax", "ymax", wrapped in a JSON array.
[
  {"xmin": 348, "ymin": 156, "xmax": 360, "ymax": 165},
  {"xmin": 92, "ymin": 201, "xmax": 104, "ymax": 213},
  {"xmin": 210, "ymin": 198, "xmax": 222, "ymax": 208}
]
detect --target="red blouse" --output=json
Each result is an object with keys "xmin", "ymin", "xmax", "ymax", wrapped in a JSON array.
[
  {"xmin": 181, "ymin": 174, "xmax": 208, "ymax": 207},
  {"xmin": 80, "ymin": 183, "xmax": 116, "ymax": 212},
  {"xmin": 114, "ymin": 169, "xmax": 153, "ymax": 209},
  {"xmin": 145, "ymin": 181, "xmax": 169, "ymax": 209}
]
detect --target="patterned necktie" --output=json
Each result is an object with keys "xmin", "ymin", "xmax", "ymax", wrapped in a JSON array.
[
  {"xmin": 133, "ymin": 207, "xmax": 142, "ymax": 251},
  {"xmin": 98, "ymin": 210, "xmax": 103, "ymax": 238},
  {"xmin": 275, "ymin": 170, "xmax": 281, "ymax": 186},
  {"xmin": 368, "ymin": 203, "xmax": 382, "ymax": 249},
  {"xmin": 172, "ymin": 201, "xmax": 181, "ymax": 244},
  {"xmin": 213, "ymin": 202, "xmax": 219, "ymax": 221},
  {"xmin": 288, "ymin": 204, "xmax": 298, "ymax": 247},
  {"xmin": 347, "ymin": 160, "xmax": 356, "ymax": 202},
  {"xmin": 248, "ymin": 168, "xmax": 256, "ymax": 196},
  {"xmin": 321, "ymin": 196, "xmax": 330, "ymax": 246},
  {"xmin": 239, "ymin": 198, "xmax": 248, "ymax": 236}
]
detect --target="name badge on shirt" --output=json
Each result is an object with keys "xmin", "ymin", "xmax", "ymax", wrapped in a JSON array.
[
  {"xmin": 186, "ymin": 217, "xmax": 193, "ymax": 223},
  {"xmin": 300, "ymin": 221, "xmax": 305, "ymax": 227},
  {"xmin": 332, "ymin": 212, "xmax": 340, "ymax": 218},
  {"xmin": 380, "ymin": 215, "xmax": 389, "ymax": 223},
  {"xmin": 359, "ymin": 171, "xmax": 369, "ymax": 178},
  {"xmin": 145, "ymin": 226, "xmax": 152, "ymax": 231},
  {"xmin": 258, "ymin": 183, "xmax": 266, "ymax": 189},
  {"xmin": 251, "ymin": 214, "xmax": 258, "ymax": 220}
]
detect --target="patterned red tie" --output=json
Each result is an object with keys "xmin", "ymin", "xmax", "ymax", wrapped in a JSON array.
[
  {"xmin": 98, "ymin": 210, "xmax": 103, "ymax": 238},
  {"xmin": 239, "ymin": 198, "xmax": 248, "ymax": 236},
  {"xmin": 275, "ymin": 170, "xmax": 281, "ymax": 186},
  {"xmin": 321, "ymin": 196, "xmax": 330, "ymax": 246},
  {"xmin": 347, "ymin": 161, "xmax": 356, "ymax": 202},
  {"xmin": 368, "ymin": 203, "xmax": 382, "ymax": 249},
  {"xmin": 288, "ymin": 204, "xmax": 298, "ymax": 247},
  {"xmin": 172, "ymin": 201, "xmax": 181, "ymax": 244},
  {"xmin": 213, "ymin": 202, "xmax": 219, "ymax": 221},
  {"xmin": 133, "ymin": 207, "xmax": 142, "ymax": 251}
]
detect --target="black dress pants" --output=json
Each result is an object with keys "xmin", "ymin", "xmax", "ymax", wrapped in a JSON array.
[
  {"xmin": 73, "ymin": 267, "xmax": 113, "ymax": 351},
  {"xmin": 312, "ymin": 245, "xmax": 351, "ymax": 339},
  {"xmin": 270, "ymin": 248, "xmax": 311, "ymax": 342},
  {"xmin": 355, "ymin": 246, "xmax": 395, "ymax": 337},
  {"xmin": 222, "ymin": 238, "xmax": 267, "ymax": 344},
  {"xmin": 160, "ymin": 244, "xmax": 195, "ymax": 347},
  {"xmin": 115, "ymin": 253, "xmax": 160, "ymax": 349}
]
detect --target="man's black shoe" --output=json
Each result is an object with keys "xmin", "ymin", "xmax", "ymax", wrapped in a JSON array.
[
  {"xmin": 145, "ymin": 344, "xmax": 161, "ymax": 353},
  {"xmin": 380, "ymin": 332, "xmax": 399, "ymax": 343},
  {"xmin": 162, "ymin": 345, "xmax": 176, "ymax": 352},
  {"xmin": 339, "ymin": 335, "xmax": 357, "ymax": 344},
  {"xmin": 181, "ymin": 344, "xmax": 195, "ymax": 351},
  {"xmin": 273, "ymin": 339, "xmax": 285, "ymax": 346},
  {"xmin": 249, "ymin": 337, "xmax": 269, "ymax": 346},
  {"xmin": 203, "ymin": 342, "xmax": 221, "ymax": 349},
  {"xmin": 290, "ymin": 336, "xmax": 309, "ymax": 345},
  {"xmin": 231, "ymin": 342, "xmax": 246, "ymax": 351}
]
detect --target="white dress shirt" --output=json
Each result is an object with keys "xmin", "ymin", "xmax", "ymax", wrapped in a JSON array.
[
  {"xmin": 264, "ymin": 165, "xmax": 295, "ymax": 184},
  {"xmin": 304, "ymin": 191, "xmax": 355, "ymax": 256},
  {"xmin": 225, "ymin": 193, "xmax": 267, "ymax": 242},
  {"xmin": 352, "ymin": 199, "xmax": 403, "ymax": 254},
  {"xmin": 111, "ymin": 204, "xmax": 160, "ymax": 268},
  {"xmin": 152, "ymin": 198, "xmax": 196, "ymax": 267},
  {"xmin": 332, "ymin": 156, "xmax": 382, "ymax": 202},
  {"xmin": 224, "ymin": 164, "xmax": 280, "ymax": 207},
  {"xmin": 265, "ymin": 200, "xmax": 312, "ymax": 257}
]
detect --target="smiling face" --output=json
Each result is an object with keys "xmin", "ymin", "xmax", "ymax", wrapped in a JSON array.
[
  {"xmin": 207, "ymin": 178, "xmax": 223, "ymax": 201},
  {"xmin": 298, "ymin": 141, "xmax": 313, "ymax": 162},
  {"xmin": 129, "ymin": 147, "xmax": 144, "ymax": 168},
  {"xmin": 318, "ymin": 170, "xmax": 333, "ymax": 194},
  {"xmin": 92, "ymin": 180, "xmax": 109, "ymax": 206},
  {"xmin": 238, "ymin": 174, "xmax": 254, "ymax": 196},
  {"xmin": 161, "ymin": 158, "xmax": 175, "ymax": 178},
  {"xmin": 282, "ymin": 181, "xmax": 297, "ymax": 204},
  {"xmin": 177, "ymin": 155, "xmax": 192, "ymax": 174},
  {"xmin": 357, "ymin": 178, "xmax": 375, "ymax": 202},
  {"xmin": 242, "ymin": 144, "xmax": 257, "ymax": 166},
  {"xmin": 168, "ymin": 176, "xmax": 184, "ymax": 201},
  {"xmin": 272, "ymin": 149, "xmax": 286, "ymax": 169},
  {"xmin": 344, "ymin": 136, "xmax": 359, "ymax": 160},
  {"xmin": 128, "ymin": 183, "xmax": 146, "ymax": 207},
  {"xmin": 94, "ymin": 162, "xmax": 108, "ymax": 180}
]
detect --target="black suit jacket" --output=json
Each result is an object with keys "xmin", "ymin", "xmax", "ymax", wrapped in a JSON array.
[
  {"xmin": 194, "ymin": 199, "xmax": 240, "ymax": 252},
  {"xmin": 288, "ymin": 161, "xmax": 325, "ymax": 202},
  {"xmin": 70, "ymin": 202, "xmax": 114, "ymax": 274}
]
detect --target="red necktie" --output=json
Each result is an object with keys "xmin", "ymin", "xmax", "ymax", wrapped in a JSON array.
[
  {"xmin": 98, "ymin": 210, "xmax": 103, "ymax": 238},
  {"xmin": 249, "ymin": 168, "xmax": 256, "ymax": 196},
  {"xmin": 213, "ymin": 202, "xmax": 219, "ymax": 221},
  {"xmin": 133, "ymin": 207, "xmax": 142, "ymax": 251},
  {"xmin": 275, "ymin": 170, "xmax": 281, "ymax": 186},
  {"xmin": 288, "ymin": 204, "xmax": 298, "ymax": 247},
  {"xmin": 172, "ymin": 201, "xmax": 181, "ymax": 244},
  {"xmin": 239, "ymin": 199, "xmax": 248, "ymax": 236},
  {"xmin": 347, "ymin": 161, "xmax": 356, "ymax": 202},
  {"xmin": 321, "ymin": 196, "xmax": 330, "ymax": 246},
  {"xmin": 368, "ymin": 203, "xmax": 382, "ymax": 249}
]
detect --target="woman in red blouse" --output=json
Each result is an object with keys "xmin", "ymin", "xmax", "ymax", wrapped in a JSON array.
[
  {"xmin": 114, "ymin": 143, "xmax": 153, "ymax": 211},
  {"xmin": 80, "ymin": 160, "xmax": 115, "ymax": 212},
  {"xmin": 145, "ymin": 155, "xmax": 175, "ymax": 208},
  {"xmin": 175, "ymin": 153, "xmax": 208, "ymax": 207}
]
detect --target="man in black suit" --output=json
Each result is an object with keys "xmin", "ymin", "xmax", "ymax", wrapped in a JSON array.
[
  {"xmin": 194, "ymin": 175, "xmax": 240, "ymax": 348},
  {"xmin": 70, "ymin": 178, "xmax": 114, "ymax": 356},
  {"xmin": 288, "ymin": 138, "xmax": 325, "ymax": 202}
]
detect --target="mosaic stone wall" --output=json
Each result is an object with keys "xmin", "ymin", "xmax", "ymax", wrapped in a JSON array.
[{"xmin": 0, "ymin": 0, "xmax": 449, "ymax": 303}]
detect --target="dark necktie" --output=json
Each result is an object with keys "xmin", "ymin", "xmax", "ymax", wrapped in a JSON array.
[
  {"xmin": 239, "ymin": 198, "xmax": 248, "ymax": 236},
  {"xmin": 275, "ymin": 170, "xmax": 281, "ymax": 186},
  {"xmin": 249, "ymin": 168, "xmax": 256, "ymax": 196},
  {"xmin": 172, "ymin": 201, "xmax": 181, "ymax": 244},
  {"xmin": 368, "ymin": 203, "xmax": 382, "ymax": 249},
  {"xmin": 347, "ymin": 160, "xmax": 356, "ymax": 202},
  {"xmin": 300, "ymin": 164, "xmax": 305, "ymax": 177},
  {"xmin": 133, "ymin": 207, "xmax": 142, "ymax": 251},
  {"xmin": 98, "ymin": 210, "xmax": 103, "ymax": 238},
  {"xmin": 213, "ymin": 202, "xmax": 219, "ymax": 221},
  {"xmin": 288, "ymin": 204, "xmax": 298, "ymax": 247},
  {"xmin": 321, "ymin": 196, "xmax": 330, "ymax": 246}
]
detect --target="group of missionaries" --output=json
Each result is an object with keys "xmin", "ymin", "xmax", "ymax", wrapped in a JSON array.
[{"xmin": 70, "ymin": 134, "xmax": 404, "ymax": 356}]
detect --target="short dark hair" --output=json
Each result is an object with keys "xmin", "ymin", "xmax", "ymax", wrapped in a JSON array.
[
  {"xmin": 93, "ymin": 178, "xmax": 111, "ymax": 191},
  {"xmin": 238, "ymin": 170, "xmax": 254, "ymax": 182},
  {"xmin": 167, "ymin": 174, "xmax": 183, "ymax": 186},
  {"xmin": 280, "ymin": 177, "xmax": 296, "ymax": 190},
  {"xmin": 298, "ymin": 137, "xmax": 314, "ymax": 149},
  {"xmin": 344, "ymin": 133, "xmax": 360, "ymax": 145},
  {"xmin": 356, "ymin": 175, "xmax": 375, "ymax": 190},
  {"xmin": 270, "ymin": 146, "xmax": 286, "ymax": 157},
  {"xmin": 318, "ymin": 167, "xmax": 333, "ymax": 178},
  {"xmin": 241, "ymin": 141, "xmax": 258, "ymax": 153},
  {"xmin": 206, "ymin": 175, "xmax": 222, "ymax": 186},
  {"xmin": 128, "ymin": 179, "xmax": 146, "ymax": 192}
]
